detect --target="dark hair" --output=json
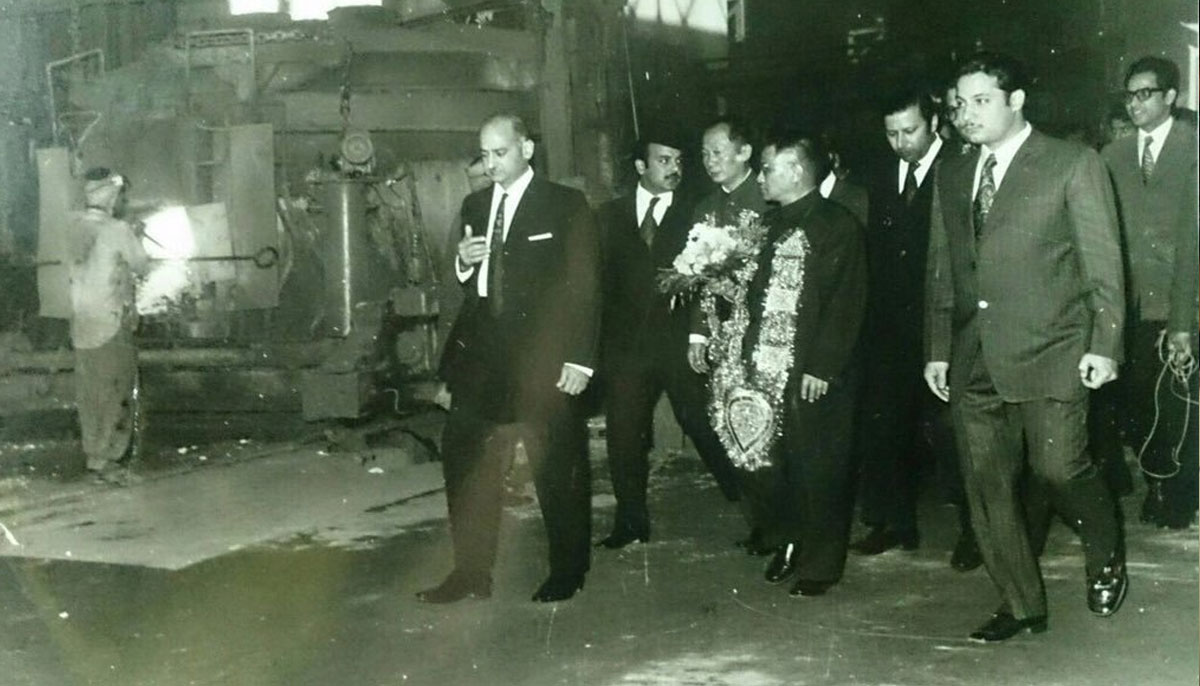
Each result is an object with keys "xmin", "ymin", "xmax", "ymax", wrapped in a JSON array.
[
  {"xmin": 633, "ymin": 126, "xmax": 687, "ymax": 163},
  {"xmin": 83, "ymin": 166, "xmax": 113, "ymax": 181},
  {"xmin": 1125, "ymin": 56, "xmax": 1180, "ymax": 93},
  {"xmin": 763, "ymin": 131, "xmax": 830, "ymax": 182},
  {"xmin": 704, "ymin": 116, "xmax": 756, "ymax": 152},
  {"xmin": 956, "ymin": 51, "xmax": 1030, "ymax": 94},
  {"xmin": 482, "ymin": 112, "xmax": 530, "ymax": 140},
  {"xmin": 880, "ymin": 86, "xmax": 938, "ymax": 125}
]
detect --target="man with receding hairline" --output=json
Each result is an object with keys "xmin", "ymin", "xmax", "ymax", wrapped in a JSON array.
[{"xmin": 421, "ymin": 113, "xmax": 601, "ymax": 604}]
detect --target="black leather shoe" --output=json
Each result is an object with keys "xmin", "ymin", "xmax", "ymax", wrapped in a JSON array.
[
  {"xmin": 595, "ymin": 526, "xmax": 649, "ymax": 550},
  {"xmin": 764, "ymin": 543, "xmax": 799, "ymax": 584},
  {"xmin": 788, "ymin": 579, "xmax": 832, "ymax": 597},
  {"xmin": 1087, "ymin": 556, "xmax": 1128, "ymax": 617},
  {"xmin": 736, "ymin": 528, "xmax": 774, "ymax": 556},
  {"xmin": 968, "ymin": 610, "xmax": 1047, "ymax": 642},
  {"xmin": 849, "ymin": 527, "xmax": 918, "ymax": 555},
  {"xmin": 531, "ymin": 575, "xmax": 585, "ymax": 602},
  {"xmin": 950, "ymin": 529, "xmax": 983, "ymax": 572},
  {"xmin": 416, "ymin": 572, "xmax": 492, "ymax": 604}
]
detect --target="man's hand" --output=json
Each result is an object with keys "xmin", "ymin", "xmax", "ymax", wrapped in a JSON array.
[
  {"xmin": 1167, "ymin": 331, "xmax": 1196, "ymax": 369},
  {"xmin": 1078, "ymin": 353, "xmax": 1118, "ymax": 389},
  {"xmin": 799, "ymin": 374, "xmax": 829, "ymax": 402},
  {"xmin": 924, "ymin": 361, "xmax": 950, "ymax": 402},
  {"xmin": 556, "ymin": 365, "xmax": 590, "ymax": 396},
  {"xmin": 457, "ymin": 225, "xmax": 489, "ymax": 267},
  {"xmin": 687, "ymin": 342, "xmax": 709, "ymax": 373}
]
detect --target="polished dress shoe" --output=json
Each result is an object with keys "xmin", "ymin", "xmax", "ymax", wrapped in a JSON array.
[
  {"xmin": 531, "ymin": 575, "xmax": 585, "ymax": 602},
  {"xmin": 950, "ymin": 529, "xmax": 983, "ymax": 572},
  {"xmin": 1087, "ymin": 556, "xmax": 1128, "ymax": 617},
  {"xmin": 849, "ymin": 527, "xmax": 918, "ymax": 555},
  {"xmin": 764, "ymin": 543, "xmax": 799, "ymax": 584},
  {"xmin": 788, "ymin": 579, "xmax": 832, "ymax": 597},
  {"xmin": 416, "ymin": 572, "xmax": 492, "ymax": 604},
  {"xmin": 968, "ymin": 610, "xmax": 1047, "ymax": 642},
  {"xmin": 595, "ymin": 526, "xmax": 649, "ymax": 550},
  {"xmin": 736, "ymin": 528, "xmax": 774, "ymax": 556}
]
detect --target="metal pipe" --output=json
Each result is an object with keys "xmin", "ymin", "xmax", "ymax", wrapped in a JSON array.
[{"xmin": 45, "ymin": 48, "xmax": 105, "ymax": 145}]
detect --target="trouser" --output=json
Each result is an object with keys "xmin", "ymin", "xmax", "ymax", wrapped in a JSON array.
[
  {"xmin": 739, "ymin": 377, "xmax": 858, "ymax": 583},
  {"xmin": 603, "ymin": 350, "xmax": 741, "ymax": 533},
  {"xmin": 440, "ymin": 397, "xmax": 592, "ymax": 582},
  {"xmin": 75, "ymin": 329, "xmax": 137, "ymax": 472},
  {"xmin": 952, "ymin": 353, "xmax": 1121, "ymax": 619},
  {"xmin": 856, "ymin": 352, "xmax": 966, "ymax": 537}
]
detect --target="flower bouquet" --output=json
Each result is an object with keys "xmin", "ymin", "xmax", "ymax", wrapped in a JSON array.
[{"xmin": 657, "ymin": 209, "xmax": 766, "ymax": 308}]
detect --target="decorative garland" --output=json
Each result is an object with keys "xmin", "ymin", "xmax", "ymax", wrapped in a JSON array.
[{"xmin": 706, "ymin": 228, "xmax": 809, "ymax": 471}]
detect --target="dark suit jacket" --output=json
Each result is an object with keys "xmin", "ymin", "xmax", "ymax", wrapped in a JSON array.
[
  {"xmin": 599, "ymin": 189, "xmax": 697, "ymax": 366},
  {"xmin": 826, "ymin": 176, "xmax": 869, "ymax": 228},
  {"xmin": 1102, "ymin": 120, "xmax": 1199, "ymax": 332},
  {"xmin": 925, "ymin": 129, "xmax": 1125, "ymax": 402},
  {"xmin": 744, "ymin": 191, "xmax": 867, "ymax": 386},
  {"xmin": 863, "ymin": 146, "xmax": 945, "ymax": 356},
  {"xmin": 439, "ymin": 174, "xmax": 601, "ymax": 420}
]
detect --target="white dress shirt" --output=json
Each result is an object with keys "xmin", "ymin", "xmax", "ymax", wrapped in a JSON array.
[
  {"xmin": 1138, "ymin": 116, "xmax": 1173, "ymax": 166},
  {"xmin": 896, "ymin": 136, "xmax": 944, "ymax": 194},
  {"xmin": 636, "ymin": 184, "xmax": 673, "ymax": 227},
  {"xmin": 972, "ymin": 122, "xmax": 1033, "ymax": 198},
  {"xmin": 819, "ymin": 172, "xmax": 837, "ymax": 199},
  {"xmin": 457, "ymin": 165, "xmax": 535, "ymax": 294}
]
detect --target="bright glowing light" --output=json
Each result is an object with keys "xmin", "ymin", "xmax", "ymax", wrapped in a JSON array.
[
  {"xmin": 229, "ymin": 0, "xmax": 279, "ymax": 15},
  {"xmin": 137, "ymin": 206, "xmax": 195, "ymax": 315},
  {"xmin": 288, "ymin": 0, "xmax": 382, "ymax": 21},
  {"xmin": 626, "ymin": 0, "xmax": 729, "ymax": 35}
]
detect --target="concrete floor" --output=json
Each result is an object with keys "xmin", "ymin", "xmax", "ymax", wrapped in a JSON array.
[{"xmin": 0, "ymin": 425, "xmax": 1195, "ymax": 686}]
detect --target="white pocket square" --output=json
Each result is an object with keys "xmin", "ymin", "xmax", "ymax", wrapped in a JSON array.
[{"xmin": 527, "ymin": 232, "xmax": 553, "ymax": 242}]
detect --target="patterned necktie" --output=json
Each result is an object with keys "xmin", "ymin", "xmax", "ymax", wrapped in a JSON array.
[
  {"xmin": 639, "ymin": 196, "xmax": 660, "ymax": 247},
  {"xmin": 1141, "ymin": 136, "xmax": 1155, "ymax": 183},
  {"xmin": 973, "ymin": 153, "xmax": 998, "ymax": 237},
  {"xmin": 903, "ymin": 161, "xmax": 920, "ymax": 205},
  {"xmin": 487, "ymin": 193, "xmax": 507, "ymax": 316}
]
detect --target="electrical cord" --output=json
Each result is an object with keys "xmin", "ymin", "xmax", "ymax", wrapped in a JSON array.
[{"xmin": 1136, "ymin": 328, "xmax": 1198, "ymax": 480}]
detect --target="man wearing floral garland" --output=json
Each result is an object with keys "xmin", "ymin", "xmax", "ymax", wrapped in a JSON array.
[
  {"xmin": 707, "ymin": 132, "xmax": 867, "ymax": 597},
  {"xmin": 688, "ymin": 117, "xmax": 772, "ymax": 553}
]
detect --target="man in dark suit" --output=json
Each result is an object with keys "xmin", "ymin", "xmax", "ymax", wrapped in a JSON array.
[
  {"xmin": 1102, "ymin": 56, "xmax": 1199, "ymax": 529},
  {"xmin": 924, "ymin": 53, "xmax": 1128, "ymax": 642},
  {"xmin": 690, "ymin": 117, "xmax": 771, "ymax": 552},
  {"xmin": 850, "ymin": 87, "xmax": 980, "ymax": 571},
  {"xmin": 419, "ymin": 113, "xmax": 600, "ymax": 604},
  {"xmin": 595, "ymin": 130, "xmax": 742, "ymax": 549},
  {"xmin": 721, "ymin": 132, "xmax": 866, "ymax": 597},
  {"xmin": 819, "ymin": 163, "xmax": 869, "ymax": 228}
]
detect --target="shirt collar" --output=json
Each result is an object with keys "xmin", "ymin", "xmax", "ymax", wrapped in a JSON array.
[
  {"xmin": 915, "ymin": 136, "xmax": 943, "ymax": 171},
  {"xmin": 818, "ymin": 172, "xmax": 837, "ymax": 198},
  {"xmin": 492, "ymin": 165, "xmax": 534, "ymax": 204},
  {"xmin": 636, "ymin": 183, "xmax": 673, "ymax": 207},
  {"xmin": 722, "ymin": 168, "xmax": 754, "ymax": 194},
  {"xmin": 980, "ymin": 122, "xmax": 1033, "ymax": 168},
  {"xmin": 1139, "ymin": 116, "xmax": 1173, "ymax": 146}
]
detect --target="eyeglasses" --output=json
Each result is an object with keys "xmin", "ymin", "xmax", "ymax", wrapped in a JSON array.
[{"xmin": 1124, "ymin": 87, "xmax": 1165, "ymax": 103}]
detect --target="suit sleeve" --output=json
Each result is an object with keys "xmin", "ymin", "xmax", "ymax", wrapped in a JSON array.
[
  {"xmin": 1168, "ymin": 158, "xmax": 1199, "ymax": 335},
  {"xmin": 924, "ymin": 173, "xmax": 953, "ymax": 363},
  {"xmin": 562, "ymin": 191, "xmax": 602, "ymax": 370},
  {"xmin": 1066, "ymin": 148, "xmax": 1125, "ymax": 362},
  {"xmin": 805, "ymin": 214, "xmax": 868, "ymax": 382}
]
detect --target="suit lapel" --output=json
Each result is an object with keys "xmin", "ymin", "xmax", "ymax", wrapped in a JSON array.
[
  {"xmin": 983, "ymin": 131, "xmax": 1045, "ymax": 232},
  {"xmin": 1150, "ymin": 123, "xmax": 1191, "ymax": 187},
  {"xmin": 505, "ymin": 175, "xmax": 544, "ymax": 243},
  {"xmin": 948, "ymin": 146, "xmax": 979, "ymax": 248}
]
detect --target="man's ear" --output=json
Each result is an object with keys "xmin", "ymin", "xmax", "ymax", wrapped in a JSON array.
[
  {"xmin": 634, "ymin": 159, "xmax": 648, "ymax": 177},
  {"xmin": 930, "ymin": 113, "xmax": 941, "ymax": 136},
  {"xmin": 521, "ymin": 137, "xmax": 535, "ymax": 161},
  {"xmin": 736, "ymin": 144, "xmax": 753, "ymax": 163},
  {"xmin": 1165, "ymin": 87, "xmax": 1179, "ymax": 108},
  {"xmin": 1009, "ymin": 89, "xmax": 1026, "ymax": 112}
]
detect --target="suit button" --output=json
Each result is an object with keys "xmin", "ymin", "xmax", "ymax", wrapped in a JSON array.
[{"xmin": 978, "ymin": 300, "xmax": 989, "ymax": 309}]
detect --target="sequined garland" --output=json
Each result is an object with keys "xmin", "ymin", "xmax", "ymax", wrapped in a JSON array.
[{"xmin": 705, "ymin": 228, "xmax": 809, "ymax": 471}]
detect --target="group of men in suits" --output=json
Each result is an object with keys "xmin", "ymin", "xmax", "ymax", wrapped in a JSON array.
[{"xmin": 417, "ymin": 50, "xmax": 1196, "ymax": 645}]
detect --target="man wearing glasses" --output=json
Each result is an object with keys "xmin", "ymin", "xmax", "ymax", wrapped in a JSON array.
[
  {"xmin": 924, "ymin": 52, "xmax": 1127, "ymax": 642},
  {"xmin": 1102, "ymin": 56, "xmax": 1199, "ymax": 530}
]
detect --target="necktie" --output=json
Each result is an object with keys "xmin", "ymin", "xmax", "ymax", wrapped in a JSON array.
[
  {"xmin": 903, "ymin": 161, "xmax": 920, "ymax": 205},
  {"xmin": 973, "ymin": 153, "xmax": 997, "ymax": 237},
  {"xmin": 639, "ymin": 196, "xmax": 661, "ymax": 247},
  {"xmin": 1140, "ymin": 136, "xmax": 1155, "ymax": 183},
  {"xmin": 487, "ymin": 193, "xmax": 507, "ymax": 316}
]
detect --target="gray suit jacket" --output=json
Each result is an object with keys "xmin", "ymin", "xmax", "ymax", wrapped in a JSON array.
[
  {"xmin": 926, "ymin": 129, "xmax": 1125, "ymax": 402},
  {"xmin": 1102, "ymin": 119, "xmax": 1199, "ymax": 332}
]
